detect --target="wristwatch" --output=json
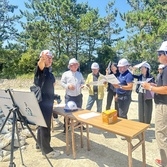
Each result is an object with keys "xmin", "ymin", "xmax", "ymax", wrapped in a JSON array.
[
  {"xmin": 119, "ymin": 85, "xmax": 123, "ymax": 89},
  {"xmin": 149, "ymin": 86, "xmax": 153, "ymax": 91}
]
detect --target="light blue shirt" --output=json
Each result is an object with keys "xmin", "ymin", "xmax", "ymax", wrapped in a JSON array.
[{"xmin": 61, "ymin": 70, "xmax": 85, "ymax": 96}]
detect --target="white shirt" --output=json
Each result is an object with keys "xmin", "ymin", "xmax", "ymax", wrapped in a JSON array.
[{"xmin": 61, "ymin": 70, "xmax": 85, "ymax": 96}]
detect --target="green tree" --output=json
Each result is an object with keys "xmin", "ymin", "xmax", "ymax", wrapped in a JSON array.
[
  {"xmin": 120, "ymin": 0, "xmax": 167, "ymax": 72},
  {"xmin": 0, "ymin": 0, "xmax": 21, "ymax": 45}
]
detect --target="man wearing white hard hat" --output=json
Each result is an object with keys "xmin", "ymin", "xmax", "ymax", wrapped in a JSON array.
[
  {"xmin": 85, "ymin": 62, "xmax": 107, "ymax": 112},
  {"xmin": 133, "ymin": 61, "xmax": 155, "ymax": 125},
  {"xmin": 113, "ymin": 58, "xmax": 134, "ymax": 119},
  {"xmin": 142, "ymin": 41, "xmax": 167, "ymax": 167},
  {"xmin": 61, "ymin": 58, "xmax": 85, "ymax": 132},
  {"xmin": 35, "ymin": 50, "xmax": 61, "ymax": 158}
]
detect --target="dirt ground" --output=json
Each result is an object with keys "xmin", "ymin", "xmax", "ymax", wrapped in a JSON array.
[{"xmin": 0, "ymin": 79, "xmax": 159, "ymax": 167}]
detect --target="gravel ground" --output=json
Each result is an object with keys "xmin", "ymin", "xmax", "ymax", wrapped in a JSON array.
[{"xmin": 0, "ymin": 79, "xmax": 159, "ymax": 167}]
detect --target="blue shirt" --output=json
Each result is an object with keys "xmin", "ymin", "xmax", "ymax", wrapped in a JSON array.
[{"xmin": 116, "ymin": 70, "xmax": 134, "ymax": 95}]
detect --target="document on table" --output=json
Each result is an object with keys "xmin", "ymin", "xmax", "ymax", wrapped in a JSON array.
[
  {"xmin": 78, "ymin": 112, "xmax": 101, "ymax": 119},
  {"xmin": 54, "ymin": 103, "xmax": 65, "ymax": 107}
]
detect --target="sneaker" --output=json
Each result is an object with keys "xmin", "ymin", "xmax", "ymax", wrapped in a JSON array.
[
  {"xmin": 155, "ymin": 159, "xmax": 162, "ymax": 167},
  {"xmin": 46, "ymin": 150, "xmax": 61, "ymax": 158}
]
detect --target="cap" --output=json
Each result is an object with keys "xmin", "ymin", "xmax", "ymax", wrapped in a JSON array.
[
  {"xmin": 117, "ymin": 58, "xmax": 129, "ymax": 67},
  {"xmin": 68, "ymin": 58, "xmax": 79, "ymax": 68},
  {"xmin": 157, "ymin": 41, "xmax": 167, "ymax": 52},
  {"xmin": 141, "ymin": 62, "xmax": 151, "ymax": 69},
  {"xmin": 91, "ymin": 62, "xmax": 99, "ymax": 69},
  {"xmin": 134, "ymin": 61, "xmax": 151, "ymax": 69},
  {"xmin": 64, "ymin": 101, "xmax": 78, "ymax": 112},
  {"xmin": 39, "ymin": 50, "xmax": 53, "ymax": 57},
  {"xmin": 158, "ymin": 64, "xmax": 165, "ymax": 69}
]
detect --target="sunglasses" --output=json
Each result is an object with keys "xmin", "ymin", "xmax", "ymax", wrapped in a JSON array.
[{"xmin": 158, "ymin": 51, "xmax": 166, "ymax": 56}]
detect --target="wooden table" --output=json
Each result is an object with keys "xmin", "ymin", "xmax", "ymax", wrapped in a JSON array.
[{"xmin": 53, "ymin": 107, "xmax": 149, "ymax": 167}]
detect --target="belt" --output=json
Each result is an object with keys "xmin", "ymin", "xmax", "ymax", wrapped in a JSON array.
[{"xmin": 94, "ymin": 92, "xmax": 98, "ymax": 94}]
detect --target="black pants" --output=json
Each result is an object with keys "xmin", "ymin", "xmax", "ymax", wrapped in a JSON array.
[
  {"xmin": 37, "ymin": 101, "xmax": 53, "ymax": 154},
  {"xmin": 138, "ymin": 93, "xmax": 153, "ymax": 124},
  {"xmin": 117, "ymin": 94, "xmax": 131, "ymax": 119},
  {"xmin": 106, "ymin": 89, "xmax": 116, "ymax": 110},
  {"xmin": 106, "ymin": 90, "xmax": 119, "ymax": 115}
]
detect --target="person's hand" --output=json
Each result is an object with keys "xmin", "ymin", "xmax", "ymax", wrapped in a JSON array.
[
  {"xmin": 150, "ymin": 82, "xmax": 157, "ymax": 86},
  {"xmin": 112, "ymin": 84, "xmax": 119, "ymax": 88},
  {"xmin": 68, "ymin": 84, "xmax": 75, "ymax": 90},
  {"xmin": 80, "ymin": 84, "xmax": 84, "ymax": 89},
  {"xmin": 40, "ymin": 53, "xmax": 47, "ymax": 62},
  {"xmin": 142, "ymin": 82, "xmax": 151, "ymax": 90},
  {"xmin": 114, "ymin": 94, "xmax": 118, "ymax": 101},
  {"xmin": 106, "ymin": 68, "xmax": 109, "ymax": 75}
]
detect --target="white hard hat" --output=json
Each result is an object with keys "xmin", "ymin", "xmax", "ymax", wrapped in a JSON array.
[
  {"xmin": 157, "ymin": 41, "xmax": 167, "ymax": 52},
  {"xmin": 64, "ymin": 101, "xmax": 78, "ymax": 112},
  {"xmin": 91, "ymin": 62, "xmax": 99, "ymax": 69},
  {"xmin": 117, "ymin": 58, "xmax": 129, "ymax": 67},
  {"xmin": 68, "ymin": 58, "xmax": 79, "ymax": 68}
]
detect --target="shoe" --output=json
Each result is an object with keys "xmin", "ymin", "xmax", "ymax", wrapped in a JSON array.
[
  {"xmin": 36, "ymin": 148, "xmax": 41, "ymax": 152},
  {"xmin": 121, "ymin": 137, "xmax": 126, "ymax": 140},
  {"xmin": 46, "ymin": 150, "xmax": 61, "ymax": 158},
  {"xmin": 79, "ymin": 125, "xmax": 86, "ymax": 131},
  {"xmin": 76, "ymin": 122, "xmax": 86, "ymax": 130},
  {"xmin": 155, "ymin": 159, "xmax": 162, "ymax": 167},
  {"xmin": 36, "ymin": 145, "xmax": 41, "ymax": 152}
]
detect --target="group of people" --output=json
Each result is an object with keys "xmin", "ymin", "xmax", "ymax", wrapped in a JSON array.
[{"xmin": 34, "ymin": 41, "xmax": 167, "ymax": 167}]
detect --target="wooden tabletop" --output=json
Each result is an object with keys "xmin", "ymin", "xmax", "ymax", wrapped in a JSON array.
[{"xmin": 53, "ymin": 107, "xmax": 149, "ymax": 139}]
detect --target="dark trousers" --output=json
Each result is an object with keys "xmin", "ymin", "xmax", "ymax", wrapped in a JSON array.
[
  {"xmin": 63, "ymin": 94, "xmax": 83, "ymax": 131},
  {"xmin": 106, "ymin": 90, "xmax": 116, "ymax": 110},
  {"xmin": 138, "ymin": 93, "xmax": 153, "ymax": 124},
  {"xmin": 65, "ymin": 94, "xmax": 83, "ymax": 108},
  {"xmin": 117, "ymin": 94, "xmax": 131, "ymax": 119},
  {"xmin": 37, "ymin": 101, "xmax": 53, "ymax": 154},
  {"xmin": 106, "ymin": 90, "xmax": 119, "ymax": 115}
]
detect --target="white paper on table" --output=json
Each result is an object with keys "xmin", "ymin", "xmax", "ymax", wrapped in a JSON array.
[
  {"xmin": 78, "ymin": 112, "xmax": 100, "ymax": 119},
  {"xmin": 54, "ymin": 103, "xmax": 65, "ymax": 107}
]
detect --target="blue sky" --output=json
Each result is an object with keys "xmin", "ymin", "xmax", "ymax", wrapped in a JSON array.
[{"xmin": 8, "ymin": 0, "xmax": 131, "ymax": 38}]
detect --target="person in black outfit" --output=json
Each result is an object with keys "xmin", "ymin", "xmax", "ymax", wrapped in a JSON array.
[
  {"xmin": 105, "ymin": 63, "xmax": 120, "ymax": 114},
  {"xmin": 133, "ymin": 62, "xmax": 155, "ymax": 124},
  {"xmin": 36, "ymin": 50, "xmax": 60, "ymax": 158}
]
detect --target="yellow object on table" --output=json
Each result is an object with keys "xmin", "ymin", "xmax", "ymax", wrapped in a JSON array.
[{"xmin": 102, "ymin": 109, "xmax": 117, "ymax": 124}]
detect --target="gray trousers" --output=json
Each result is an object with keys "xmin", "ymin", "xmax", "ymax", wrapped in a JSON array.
[{"xmin": 155, "ymin": 104, "xmax": 167, "ymax": 167}]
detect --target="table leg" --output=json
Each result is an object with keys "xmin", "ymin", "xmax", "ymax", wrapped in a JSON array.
[
  {"xmin": 80, "ymin": 124, "xmax": 83, "ymax": 148},
  {"xmin": 86, "ymin": 124, "xmax": 90, "ymax": 151},
  {"xmin": 128, "ymin": 140, "xmax": 133, "ymax": 167},
  {"xmin": 65, "ymin": 116, "xmax": 69, "ymax": 155},
  {"xmin": 51, "ymin": 114, "xmax": 54, "ymax": 132},
  {"xmin": 71, "ymin": 119, "xmax": 76, "ymax": 159},
  {"xmin": 141, "ymin": 132, "xmax": 146, "ymax": 167}
]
